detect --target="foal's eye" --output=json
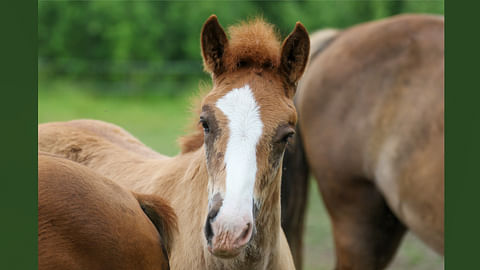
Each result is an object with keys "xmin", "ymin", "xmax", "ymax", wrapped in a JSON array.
[
  {"xmin": 237, "ymin": 60, "xmax": 248, "ymax": 68},
  {"xmin": 274, "ymin": 126, "xmax": 296, "ymax": 145},
  {"xmin": 281, "ymin": 131, "xmax": 295, "ymax": 144},
  {"xmin": 200, "ymin": 118, "xmax": 210, "ymax": 133},
  {"xmin": 279, "ymin": 131, "xmax": 295, "ymax": 144}
]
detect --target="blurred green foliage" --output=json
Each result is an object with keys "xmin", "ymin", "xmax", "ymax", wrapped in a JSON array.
[{"xmin": 38, "ymin": 0, "xmax": 444, "ymax": 95}]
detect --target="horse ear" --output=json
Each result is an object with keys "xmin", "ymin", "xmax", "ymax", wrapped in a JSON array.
[
  {"xmin": 201, "ymin": 15, "xmax": 228, "ymax": 75},
  {"xmin": 279, "ymin": 22, "xmax": 310, "ymax": 86}
]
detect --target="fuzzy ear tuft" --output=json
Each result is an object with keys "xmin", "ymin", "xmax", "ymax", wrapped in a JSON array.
[
  {"xmin": 201, "ymin": 15, "xmax": 228, "ymax": 75},
  {"xmin": 279, "ymin": 22, "xmax": 310, "ymax": 86}
]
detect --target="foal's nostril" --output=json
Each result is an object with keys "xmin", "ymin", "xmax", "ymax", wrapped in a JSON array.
[
  {"xmin": 235, "ymin": 222, "xmax": 254, "ymax": 248},
  {"xmin": 205, "ymin": 193, "xmax": 223, "ymax": 245},
  {"xmin": 204, "ymin": 218, "xmax": 214, "ymax": 245},
  {"xmin": 204, "ymin": 208, "xmax": 220, "ymax": 245}
]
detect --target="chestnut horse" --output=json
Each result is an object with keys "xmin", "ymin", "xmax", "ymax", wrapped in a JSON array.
[
  {"xmin": 38, "ymin": 15, "xmax": 309, "ymax": 269},
  {"xmin": 38, "ymin": 152, "xmax": 177, "ymax": 270},
  {"xmin": 281, "ymin": 14, "xmax": 444, "ymax": 270}
]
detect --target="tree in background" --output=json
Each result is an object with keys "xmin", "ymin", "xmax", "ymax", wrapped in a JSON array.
[{"xmin": 38, "ymin": 0, "xmax": 444, "ymax": 95}]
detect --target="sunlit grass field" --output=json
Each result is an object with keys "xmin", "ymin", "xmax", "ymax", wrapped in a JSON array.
[{"xmin": 38, "ymin": 79, "xmax": 443, "ymax": 270}]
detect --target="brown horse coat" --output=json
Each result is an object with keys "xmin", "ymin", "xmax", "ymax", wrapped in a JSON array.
[
  {"xmin": 281, "ymin": 14, "xmax": 444, "ymax": 270},
  {"xmin": 38, "ymin": 152, "xmax": 177, "ymax": 270}
]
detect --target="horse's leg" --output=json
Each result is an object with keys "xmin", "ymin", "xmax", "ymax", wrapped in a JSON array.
[
  {"xmin": 318, "ymin": 177, "xmax": 406, "ymax": 270},
  {"xmin": 281, "ymin": 127, "xmax": 310, "ymax": 270}
]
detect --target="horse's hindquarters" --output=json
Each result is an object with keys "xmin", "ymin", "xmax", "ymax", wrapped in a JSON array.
[{"xmin": 291, "ymin": 14, "xmax": 444, "ymax": 269}]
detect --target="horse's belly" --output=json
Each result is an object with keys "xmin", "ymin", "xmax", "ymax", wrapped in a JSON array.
[{"xmin": 374, "ymin": 136, "xmax": 444, "ymax": 254}]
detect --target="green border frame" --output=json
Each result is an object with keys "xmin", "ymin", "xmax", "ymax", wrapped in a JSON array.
[
  {"xmin": 0, "ymin": 0, "xmax": 477, "ymax": 268},
  {"xmin": 0, "ymin": 0, "xmax": 37, "ymax": 268},
  {"xmin": 445, "ymin": 0, "xmax": 479, "ymax": 269}
]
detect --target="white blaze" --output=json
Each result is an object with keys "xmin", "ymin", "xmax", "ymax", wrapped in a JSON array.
[{"xmin": 215, "ymin": 84, "xmax": 263, "ymax": 222}]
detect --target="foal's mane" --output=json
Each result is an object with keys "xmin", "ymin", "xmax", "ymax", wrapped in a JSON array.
[{"xmin": 179, "ymin": 18, "xmax": 282, "ymax": 154}]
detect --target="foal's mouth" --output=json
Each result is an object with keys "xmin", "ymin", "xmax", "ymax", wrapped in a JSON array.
[
  {"xmin": 205, "ymin": 222, "xmax": 254, "ymax": 258},
  {"xmin": 207, "ymin": 245, "xmax": 242, "ymax": 258},
  {"xmin": 203, "ymin": 194, "xmax": 258, "ymax": 258}
]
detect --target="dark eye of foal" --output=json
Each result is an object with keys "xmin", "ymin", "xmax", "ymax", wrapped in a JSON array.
[
  {"xmin": 282, "ymin": 131, "xmax": 295, "ymax": 143},
  {"xmin": 200, "ymin": 118, "xmax": 210, "ymax": 133},
  {"xmin": 274, "ymin": 125, "xmax": 296, "ymax": 145}
]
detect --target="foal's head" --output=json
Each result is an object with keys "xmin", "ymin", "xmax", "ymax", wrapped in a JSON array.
[{"xmin": 196, "ymin": 15, "xmax": 309, "ymax": 258}]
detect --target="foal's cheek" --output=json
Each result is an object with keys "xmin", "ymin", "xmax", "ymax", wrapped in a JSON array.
[
  {"xmin": 205, "ymin": 141, "xmax": 218, "ymax": 169},
  {"xmin": 253, "ymin": 145, "xmax": 284, "ymax": 193},
  {"xmin": 267, "ymin": 143, "xmax": 286, "ymax": 171},
  {"xmin": 206, "ymin": 149, "xmax": 227, "ymax": 194}
]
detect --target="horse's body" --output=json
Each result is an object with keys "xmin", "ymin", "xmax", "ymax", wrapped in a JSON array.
[
  {"xmin": 39, "ymin": 16, "xmax": 310, "ymax": 270},
  {"xmin": 281, "ymin": 14, "xmax": 444, "ymax": 269},
  {"xmin": 38, "ymin": 152, "xmax": 176, "ymax": 270}
]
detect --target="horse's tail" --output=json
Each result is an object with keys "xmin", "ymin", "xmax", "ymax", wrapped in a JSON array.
[
  {"xmin": 281, "ymin": 124, "xmax": 310, "ymax": 270},
  {"xmin": 134, "ymin": 193, "xmax": 178, "ymax": 261}
]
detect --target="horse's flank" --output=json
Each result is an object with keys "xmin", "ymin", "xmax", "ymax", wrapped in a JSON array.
[
  {"xmin": 282, "ymin": 13, "xmax": 444, "ymax": 269},
  {"xmin": 38, "ymin": 152, "xmax": 177, "ymax": 270}
]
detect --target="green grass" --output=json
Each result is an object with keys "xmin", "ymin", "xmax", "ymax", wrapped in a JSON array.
[
  {"xmin": 39, "ymin": 79, "xmax": 194, "ymax": 156},
  {"xmin": 39, "ymin": 79, "xmax": 443, "ymax": 269}
]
